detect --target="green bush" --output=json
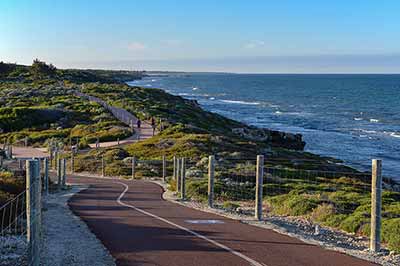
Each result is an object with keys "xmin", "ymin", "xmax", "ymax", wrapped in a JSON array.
[
  {"xmin": 310, "ymin": 203, "xmax": 336, "ymax": 223},
  {"xmin": 382, "ymin": 218, "xmax": 400, "ymax": 252},
  {"xmin": 267, "ymin": 191, "xmax": 320, "ymax": 216},
  {"xmin": 186, "ymin": 179, "xmax": 208, "ymax": 200},
  {"xmin": 222, "ymin": 201, "xmax": 240, "ymax": 211},
  {"xmin": 0, "ymin": 171, "xmax": 25, "ymax": 206}
]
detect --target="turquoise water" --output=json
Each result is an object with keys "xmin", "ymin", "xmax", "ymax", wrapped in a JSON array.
[{"xmin": 128, "ymin": 74, "xmax": 400, "ymax": 180}]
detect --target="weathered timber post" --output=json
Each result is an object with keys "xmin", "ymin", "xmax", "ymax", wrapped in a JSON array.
[
  {"xmin": 162, "ymin": 155, "xmax": 167, "ymax": 182},
  {"xmin": 70, "ymin": 151, "xmax": 74, "ymax": 173},
  {"xmin": 54, "ymin": 150, "xmax": 58, "ymax": 170},
  {"xmin": 0, "ymin": 156, "xmax": 3, "ymax": 168},
  {"xmin": 7, "ymin": 145, "xmax": 12, "ymax": 159},
  {"xmin": 176, "ymin": 158, "xmax": 181, "ymax": 193},
  {"xmin": 255, "ymin": 155, "xmax": 264, "ymax": 220},
  {"xmin": 35, "ymin": 158, "xmax": 42, "ymax": 250},
  {"xmin": 208, "ymin": 155, "xmax": 215, "ymax": 208},
  {"xmin": 26, "ymin": 159, "xmax": 40, "ymax": 266},
  {"xmin": 173, "ymin": 156, "xmax": 177, "ymax": 180},
  {"xmin": 43, "ymin": 158, "xmax": 49, "ymax": 196},
  {"xmin": 131, "ymin": 157, "xmax": 136, "ymax": 179},
  {"xmin": 101, "ymin": 156, "xmax": 105, "ymax": 177},
  {"xmin": 57, "ymin": 158, "xmax": 62, "ymax": 191},
  {"xmin": 370, "ymin": 159, "xmax": 382, "ymax": 252},
  {"xmin": 180, "ymin": 158, "xmax": 186, "ymax": 200},
  {"xmin": 49, "ymin": 148, "xmax": 53, "ymax": 170},
  {"xmin": 62, "ymin": 158, "xmax": 67, "ymax": 187}
]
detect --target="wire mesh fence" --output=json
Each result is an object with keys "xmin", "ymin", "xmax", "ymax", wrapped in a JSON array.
[
  {"xmin": 65, "ymin": 152, "xmax": 173, "ymax": 181},
  {"xmin": 264, "ymin": 166, "xmax": 372, "ymax": 228},
  {"xmin": 0, "ymin": 158, "xmax": 43, "ymax": 266},
  {"xmin": 43, "ymin": 150, "xmax": 398, "ymax": 253},
  {"xmin": 0, "ymin": 190, "xmax": 27, "ymax": 237}
]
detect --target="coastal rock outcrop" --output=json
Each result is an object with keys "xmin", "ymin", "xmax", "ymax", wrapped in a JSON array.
[{"xmin": 232, "ymin": 127, "xmax": 306, "ymax": 150}]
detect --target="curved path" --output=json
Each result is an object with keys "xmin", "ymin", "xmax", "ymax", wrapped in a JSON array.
[
  {"xmin": 74, "ymin": 91, "xmax": 156, "ymax": 148},
  {"xmin": 67, "ymin": 175, "xmax": 378, "ymax": 266}
]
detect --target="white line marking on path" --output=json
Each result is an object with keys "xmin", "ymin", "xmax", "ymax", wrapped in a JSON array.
[{"xmin": 114, "ymin": 181, "xmax": 266, "ymax": 266}]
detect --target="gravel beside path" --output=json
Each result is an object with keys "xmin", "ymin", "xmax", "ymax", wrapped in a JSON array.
[{"xmin": 40, "ymin": 186, "xmax": 115, "ymax": 266}]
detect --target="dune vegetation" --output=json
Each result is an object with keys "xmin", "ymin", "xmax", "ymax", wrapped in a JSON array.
[{"xmin": 1, "ymin": 60, "xmax": 399, "ymax": 252}]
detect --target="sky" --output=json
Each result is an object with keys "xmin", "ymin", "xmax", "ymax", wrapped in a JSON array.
[{"xmin": 1, "ymin": 0, "xmax": 399, "ymax": 73}]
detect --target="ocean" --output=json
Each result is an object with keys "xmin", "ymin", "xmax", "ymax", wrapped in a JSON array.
[{"xmin": 128, "ymin": 74, "xmax": 400, "ymax": 180}]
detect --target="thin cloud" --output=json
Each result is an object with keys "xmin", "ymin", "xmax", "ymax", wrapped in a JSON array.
[
  {"xmin": 163, "ymin": 39, "xmax": 182, "ymax": 47},
  {"xmin": 244, "ymin": 40, "xmax": 265, "ymax": 49},
  {"xmin": 127, "ymin": 42, "xmax": 147, "ymax": 51}
]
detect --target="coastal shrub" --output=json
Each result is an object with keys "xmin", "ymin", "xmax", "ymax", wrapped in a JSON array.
[
  {"xmin": 310, "ymin": 203, "xmax": 336, "ymax": 223},
  {"xmin": 323, "ymin": 214, "xmax": 348, "ymax": 228},
  {"xmin": 0, "ymin": 107, "xmax": 64, "ymax": 132},
  {"xmin": 339, "ymin": 212, "xmax": 369, "ymax": 234},
  {"xmin": 168, "ymin": 177, "xmax": 177, "ymax": 192},
  {"xmin": 105, "ymin": 161, "xmax": 131, "ymax": 177},
  {"xmin": 186, "ymin": 178, "xmax": 208, "ymax": 201},
  {"xmin": 0, "ymin": 171, "xmax": 25, "ymax": 206},
  {"xmin": 382, "ymin": 218, "xmax": 400, "ymax": 252},
  {"xmin": 222, "ymin": 201, "xmax": 240, "ymax": 211},
  {"xmin": 28, "ymin": 129, "xmax": 70, "ymax": 144},
  {"xmin": 104, "ymin": 148, "xmax": 130, "ymax": 162},
  {"xmin": 267, "ymin": 191, "xmax": 320, "ymax": 216}
]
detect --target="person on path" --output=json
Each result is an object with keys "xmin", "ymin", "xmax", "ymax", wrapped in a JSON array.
[
  {"xmin": 137, "ymin": 119, "xmax": 141, "ymax": 129},
  {"xmin": 151, "ymin": 117, "xmax": 156, "ymax": 136}
]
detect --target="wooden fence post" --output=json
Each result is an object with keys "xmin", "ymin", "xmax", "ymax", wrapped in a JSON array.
[
  {"xmin": 162, "ymin": 155, "xmax": 167, "ymax": 182},
  {"xmin": 62, "ymin": 158, "xmax": 67, "ymax": 187},
  {"xmin": 49, "ymin": 148, "xmax": 53, "ymax": 169},
  {"xmin": 70, "ymin": 151, "xmax": 74, "ymax": 173},
  {"xmin": 176, "ymin": 158, "xmax": 181, "ymax": 193},
  {"xmin": 173, "ymin": 156, "xmax": 177, "ymax": 180},
  {"xmin": 370, "ymin": 159, "xmax": 382, "ymax": 252},
  {"xmin": 180, "ymin": 158, "xmax": 186, "ymax": 200},
  {"xmin": 255, "ymin": 155, "xmax": 264, "ymax": 220},
  {"xmin": 57, "ymin": 158, "xmax": 62, "ymax": 191},
  {"xmin": 43, "ymin": 158, "xmax": 49, "ymax": 196},
  {"xmin": 35, "ymin": 158, "xmax": 42, "ymax": 256},
  {"xmin": 26, "ymin": 159, "xmax": 40, "ymax": 266},
  {"xmin": 131, "ymin": 157, "xmax": 136, "ymax": 179},
  {"xmin": 208, "ymin": 155, "xmax": 215, "ymax": 208},
  {"xmin": 101, "ymin": 156, "xmax": 105, "ymax": 177}
]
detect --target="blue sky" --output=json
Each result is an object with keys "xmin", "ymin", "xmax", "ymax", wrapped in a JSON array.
[{"xmin": 1, "ymin": 0, "xmax": 399, "ymax": 73}]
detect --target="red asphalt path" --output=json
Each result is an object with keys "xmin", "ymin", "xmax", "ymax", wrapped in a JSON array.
[{"xmin": 68, "ymin": 176, "xmax": 378, "ymax": 266}]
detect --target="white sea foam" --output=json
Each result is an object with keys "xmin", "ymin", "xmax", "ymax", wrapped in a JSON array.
[
  {"xmin": 209, "ymin": 97, "xmax": 215, "ymax": 100},
  {"xmin": 354, "ymin": 117, "xmax": 363, "ymax": 121},
  {"xmin": 358, "ymin": 129, "xmax": 378, "ymax": 134},
  {"xmin": 370, "ymin": 118, "xmax": 380, "ymax": 123},
  {"xmin": 220, "ymin": 100, "xmax": 260, "ymax": 105},
  {"xmin": 390, "ymin": 132, "xmax": 400, "ymax": 138},
  {"xmin": 192, "ymin": 87, "xmax": 199, "ymax": 91}
]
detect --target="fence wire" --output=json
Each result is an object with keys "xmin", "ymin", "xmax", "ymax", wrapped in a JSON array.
[
  {"xmin": 0, "ymin": 190, "xmax": 27, "ymax": 236},
  {"xmin": 264, "ymin": 166, "xmax": 372, "ymax": 228}
]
